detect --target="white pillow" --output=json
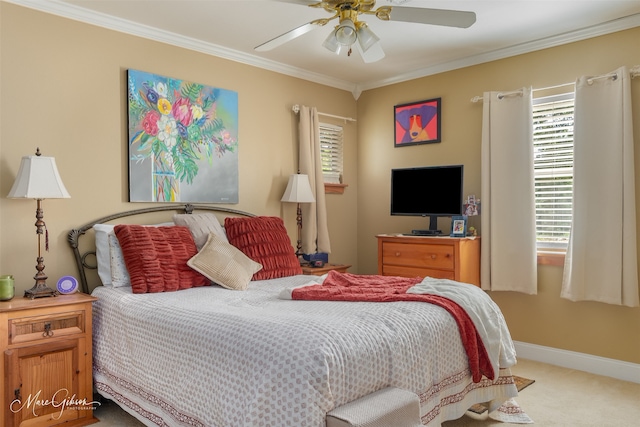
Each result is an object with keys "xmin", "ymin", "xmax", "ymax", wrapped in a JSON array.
[
  {"xmin": 173, "ymin": 213, "xmax": 228, "ymax": 250},
  {"xmin": 93, "ymin": 224, "xmax": 115, "ymax": 285},
  {"xmin": 188, "ymin": 233, "xmax": 262, "ymax": 291},
  {"xmin": 108, "ymin": 233, "xmax": 131, "ymax": 287}
]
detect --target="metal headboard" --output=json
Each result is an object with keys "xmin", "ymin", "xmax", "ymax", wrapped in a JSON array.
[{"xmin": 67, "ymin": 204, "xmax": 256, "ymax": 294}]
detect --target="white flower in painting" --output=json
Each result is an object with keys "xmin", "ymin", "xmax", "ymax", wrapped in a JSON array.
[
  {"xmin": 155, "ymin": 82, "xmax": 168, "ymax": 98},
  {"xmin": 157, "ymin": 115, "xmax": 178, "ymax": 149}
]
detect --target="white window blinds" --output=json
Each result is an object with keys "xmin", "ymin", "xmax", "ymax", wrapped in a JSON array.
[
  {"xmin": 319, "ymin": 123, "xmax": 343, "ymax": 183},
  {"xmin": 532, "ymin": 93, "xmax": 575, "ymax": 249}
]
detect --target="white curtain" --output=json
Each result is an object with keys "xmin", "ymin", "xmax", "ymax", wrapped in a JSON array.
[
  {"xmin": 561, "ymin": 66, "xmax": 639, "ymax": 307},
  {"xmin": 481, "ymin": 88, "xmax": 538, "ymax": 294},
  {"xmin": 298, "ymin": 105, "xmax": 331, "ymax": 254}
]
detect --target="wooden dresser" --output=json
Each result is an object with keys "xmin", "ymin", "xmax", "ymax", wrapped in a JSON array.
[
  {"xmin": 1, "ymin": 293, "xmax": 98, "ymax": 427},
  {"xmin": 377, "ymin": 234, "xmax": 481, "ymax": 287}
]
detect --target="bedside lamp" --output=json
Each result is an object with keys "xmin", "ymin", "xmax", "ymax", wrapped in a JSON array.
[
  {"xmin": 281, "ymin": 173, "xmax": 315, "ymax": 256},
  {"xmin": 7, "ymin": 148, "xmax": 71, "ymax": 299}
]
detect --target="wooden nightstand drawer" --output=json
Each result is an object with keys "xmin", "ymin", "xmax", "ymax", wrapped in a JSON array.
[
  {"xmin": 9, "ymin": 310, "xmax": 85, "ymax": 345},
  {"xmin": 381, "ymin": 242, "xmax": 454, "ymax": 269},
  {"xmin": 0, "ymin": 293, "xmax": 98, "ymax": 427}
]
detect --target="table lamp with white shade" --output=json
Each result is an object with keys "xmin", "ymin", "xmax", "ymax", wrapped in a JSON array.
[
  {"xmin": 281, "ymin": 173, "xmax": 315, "ymax": 256},
  {"xmin": 7, "ymin": 148, "xmax": 71, "ymax": 298}
]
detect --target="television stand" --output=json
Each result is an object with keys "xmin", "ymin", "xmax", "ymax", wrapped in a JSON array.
[{"xmin": 410, "ymin": 229, "xmax": 442, "ymax": 236}]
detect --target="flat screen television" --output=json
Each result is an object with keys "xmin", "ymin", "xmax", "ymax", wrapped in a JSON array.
[{"xmin": 390, "ymin": 165, "xmax": 464, "ymax": 235}]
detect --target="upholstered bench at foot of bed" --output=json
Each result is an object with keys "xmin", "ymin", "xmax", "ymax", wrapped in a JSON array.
[{"xmin": 326, "ymin": 387, "xmax": 422, "ymax": 427}]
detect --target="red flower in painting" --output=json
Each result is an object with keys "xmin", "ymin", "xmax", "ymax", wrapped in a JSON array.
[
  {"xmin": 142, "ymin": 110, "xmax": 161, "ymax": 136},
  {"xmin": 173, "ymin": 98, "xmax": 193, "ymax": 126}
]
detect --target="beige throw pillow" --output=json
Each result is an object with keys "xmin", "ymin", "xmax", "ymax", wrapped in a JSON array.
[
  {"xmin": 188, "ymin": 233, "xmax": 262, "ymax": 291},
  {"xmin": 173, "ymin": 213, "xmax": 227, "ymax": 250}
]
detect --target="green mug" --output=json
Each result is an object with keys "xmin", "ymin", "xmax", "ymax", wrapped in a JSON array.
[{"xmin": 0, "ymin": 275, "xmax": 15, "ymax": 301}]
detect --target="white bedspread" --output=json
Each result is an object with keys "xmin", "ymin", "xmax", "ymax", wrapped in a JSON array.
[{"xmin": 92, "ymin": 275, "xmax": 517, "ymax": 427}]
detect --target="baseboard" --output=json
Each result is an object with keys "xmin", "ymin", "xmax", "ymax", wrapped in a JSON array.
[{"xmin": 513, "ymin": 341, "xmax": 640, "ymax": 384}]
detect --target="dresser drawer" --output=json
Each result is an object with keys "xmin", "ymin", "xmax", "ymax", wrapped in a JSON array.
[
  {"xmin": 8, "ymin": 310, "xmax": 85, "ymax": 345},
  {"xmin": 381, "ymin": 242, "xmax": 454, "ymax": 270},
  {"xmin": 382, "ymin": 265, "xmax": 456, "ymax": 280}
]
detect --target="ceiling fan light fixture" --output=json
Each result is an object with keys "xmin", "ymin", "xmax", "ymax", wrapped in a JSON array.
[
  {"xmin": 355, "ymin": 38, "xmax": 385, "ymax": 63},
  {"xmin": 322, "ymin": 29, "xmax": 341, "ymax": 54},
  {"xmin": 356, "ymin": 23, "xmax": 379, "ymax": 52},
  {"xmin": 335, "ymin": 18, "xmax": 357, "ymax": 45}
]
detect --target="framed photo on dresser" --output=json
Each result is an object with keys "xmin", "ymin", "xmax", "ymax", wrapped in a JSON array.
[{"xmin": 450, "ymin": 215, "xmax": 468, "ymax": 237}]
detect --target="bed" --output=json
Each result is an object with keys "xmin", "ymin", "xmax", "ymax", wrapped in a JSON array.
[{"xmin": 68, "ymin": 204, "xmax": 518, "ymax": 427}]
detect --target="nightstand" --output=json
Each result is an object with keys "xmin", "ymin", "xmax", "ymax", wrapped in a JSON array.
[
  {"xmin": 301, "ymin": 263, "xmax": 352, "ymax": 276},
  {"xmin": 0, "ymin": 293, "xmax": 98, "ymax": 427}
]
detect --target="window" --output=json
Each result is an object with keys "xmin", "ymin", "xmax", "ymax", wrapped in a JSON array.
[
  {"xmin": 532, "ymin": 93, "xmax": 574, "ymax": 254},
  {"xmin": 319, "ymin": 123, "xmax": 343, "ymax": 184}
]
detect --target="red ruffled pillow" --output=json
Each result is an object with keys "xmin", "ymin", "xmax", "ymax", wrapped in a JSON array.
[
  {"xmin": 224, "ymin": 216, "xmax": 302, "ymax": 280},
  {"xmin": 114, "ymin": 225, "xmax": 208, "ymax": 293}
]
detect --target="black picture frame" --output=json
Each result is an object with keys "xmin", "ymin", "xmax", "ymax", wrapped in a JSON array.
[{"xmin": 394, "ymin": 97, "xmax": 442, "ymax": 147}]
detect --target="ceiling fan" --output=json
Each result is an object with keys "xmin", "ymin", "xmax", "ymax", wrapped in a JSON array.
[{"xmin": 254, "ymin": 0, "xmax": 476, "ymax": 63}]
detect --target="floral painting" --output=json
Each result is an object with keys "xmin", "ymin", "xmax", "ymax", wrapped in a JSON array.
[{"xmin": 127, "ymin": 69, "xmax": 239, "ymax": 202}]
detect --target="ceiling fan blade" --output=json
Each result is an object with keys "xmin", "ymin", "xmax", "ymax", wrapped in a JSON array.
[
  {"xmin": 387, "ymin": 7, "xmax": 476, "ymax": 28},
  {"xmin": 255, "ymin": 22, "xmax": 320, "ymax": 52}
]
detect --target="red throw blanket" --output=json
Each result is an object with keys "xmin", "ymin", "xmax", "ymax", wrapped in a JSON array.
[{"xmin": 291, "ymin": 271, "xmax": 494, "ymax": 382}]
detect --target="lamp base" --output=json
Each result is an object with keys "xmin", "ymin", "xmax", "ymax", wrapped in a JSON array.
[{"xmin": 24, "ymin": 283, "xmax": 59, "ymax": 299}]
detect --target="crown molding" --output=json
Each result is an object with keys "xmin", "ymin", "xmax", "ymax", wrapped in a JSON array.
[
  {"xmin": 6, "ymin": 0, "xmax": 640, "ymax": 98},
  {"xmin": 3, "ymin": 0, "xmax": 356, "ymax": 93},
  {"xmin": 358, "ymin": 13, "xmax": 640, "ymax": 92}
]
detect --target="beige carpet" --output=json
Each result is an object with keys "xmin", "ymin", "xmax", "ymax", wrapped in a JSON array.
[
  {"xmin": 93, "ymin": 358, "xmax": 640, "ymax": 426},
  {"xmin": 443, "ymin": 358, "xmax": 640, "ymax": 427}
]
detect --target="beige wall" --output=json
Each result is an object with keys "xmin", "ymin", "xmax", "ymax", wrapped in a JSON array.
[
  {"xmin": 1, "ymin": 3, "xmax": 639, "ymax": 366},
  {"xmin": 0, "ymin": 3, "xmax": 358, "ymax": 294},
  {"xmin": 356, "ymin": 27, "xmax": 640, "ymax": 364}
]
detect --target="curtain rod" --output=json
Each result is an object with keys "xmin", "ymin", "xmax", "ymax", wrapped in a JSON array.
[
  {"xmin": 470, "ymin": 83, "xmax": 575, "ymax": 102},
  {"xmin": 471, "ymin": 65, "xmax": 640, "ymax": 103},
  {"xmin": 586, "ymin": 72, "xmax": 618, "ymax": 85},
  {"xmin": 598, "ymin": 66, "xmax": 640, "ymax": 82},
  {"xmin": 470, "ymin": 90, "xmax": 523, "ymax": 103},
  {"xmin": 584, "ymin": 66, "xmax": 640, "ymax": 83},
  {"xmin": 292, "ymin": 104, "xmax": 356, "ymax": 123}
]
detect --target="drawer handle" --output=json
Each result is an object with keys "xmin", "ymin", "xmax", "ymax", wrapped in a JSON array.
[
  {"xmin": 395, "ymin": 252, "xmax": 401, "ymax": 257},
  {"xmin": 431, "ymin": 254, "xmax": 437, "ymax": 259},
  {"xmin": 43, "ymin": 322, "xmax": 54, "ymax": 338}
]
